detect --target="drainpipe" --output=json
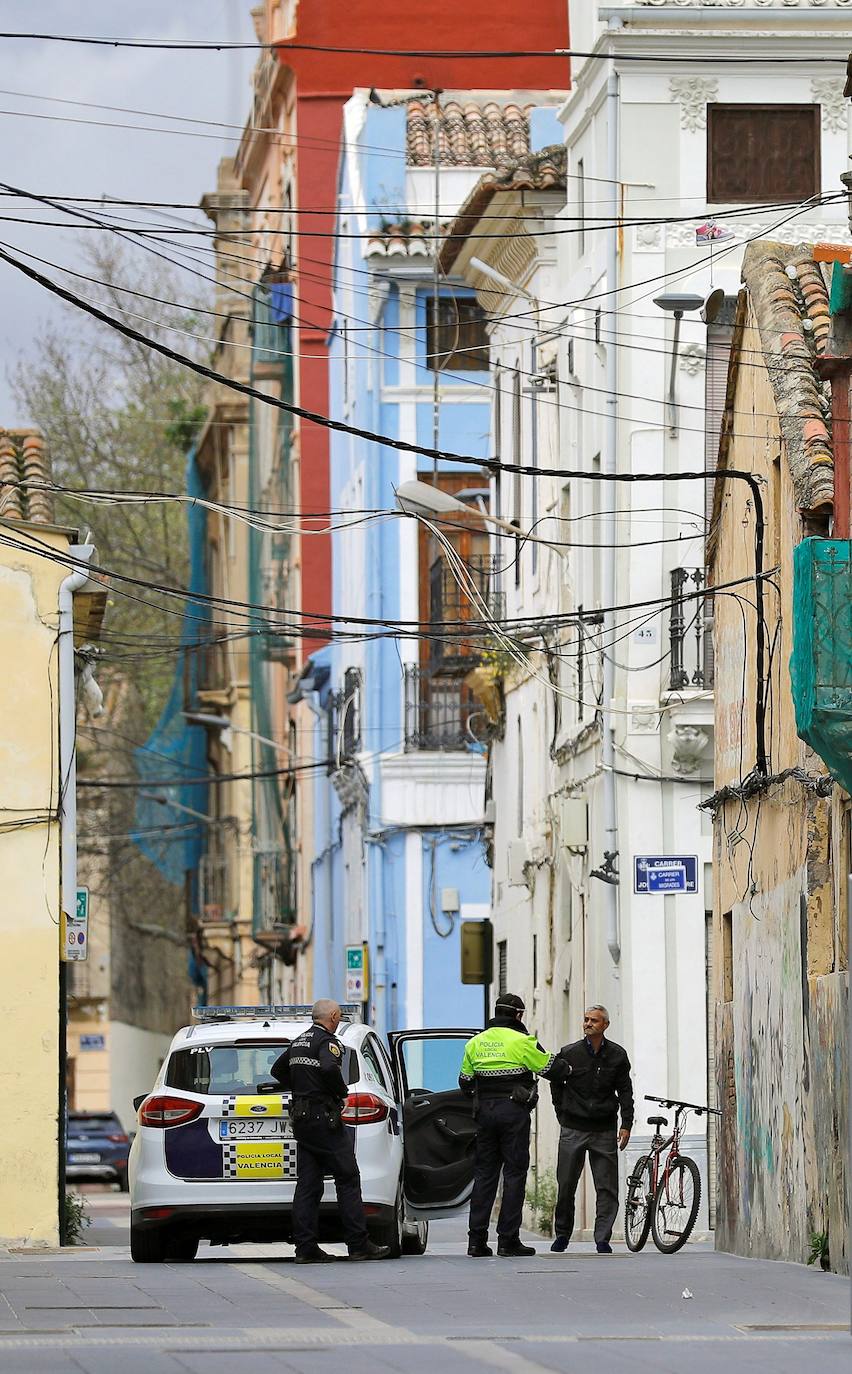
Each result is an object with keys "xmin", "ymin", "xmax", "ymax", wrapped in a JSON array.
[
  {"xmin": 59, "ymin": 546, "xmax": 95, "ymax": 920},
  {"xmin": 57, "ymin": 542, "xmax": 95, "ymax": 1243},
  {"xmin": 303, "ymin": 689, "xmax": 335, "ymax": 996},
  {"xmin": 602, "ymin": 61, "xmax": 621, "ymax": 965}
]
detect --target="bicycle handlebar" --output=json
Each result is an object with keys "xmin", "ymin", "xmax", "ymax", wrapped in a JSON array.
[{"xmin": 645, "ymin": 1093, "xmax": 722, "ymax": 1117}]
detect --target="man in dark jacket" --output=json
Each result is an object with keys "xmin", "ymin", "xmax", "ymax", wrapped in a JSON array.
[{"xmin": 549, "ymin": 1004, "xmax": 634, "ymax": 1253}]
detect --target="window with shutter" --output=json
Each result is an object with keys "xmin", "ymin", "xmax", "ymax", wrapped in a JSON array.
[{"xmin": 707, "ymin": 105, "xmax": 820, "ymax": 204}]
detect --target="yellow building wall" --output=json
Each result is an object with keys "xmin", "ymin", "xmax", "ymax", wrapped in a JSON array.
[
  {"xmin": 0, "ymin": 522, "xmax": 71, "ymax": 1246},
  {"xmin": 710, "ymin": 303, "xmax": 848, "ymax": 1272}
]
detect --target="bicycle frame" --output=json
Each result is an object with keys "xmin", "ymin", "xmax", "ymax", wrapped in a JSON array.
[{"xmin": 643, "ymin": 1103, "xmax": 688, "ymax": 1202}]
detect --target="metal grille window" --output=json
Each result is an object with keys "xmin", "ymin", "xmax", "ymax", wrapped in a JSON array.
[
  {"xmin": 342, "ymin": 667, "xmax": 362, "ymax": 756},
  {"xmin": 707, "ymin": 105, "xmax": 820, "ymax": 204},
  {"xmin": 426, "ymin": 295, "xmax": 489, "ymax": 371},
  {"xmin": 404, "ymin": 665, "xmax": 488, "ymax": 751},
  {"xmin": 429, "ymin": 554, "xmax": 503, "ymax": 666},
  {"xmin": 669, "ymin": 569, "xmax": 713, "ymax": 691},
  {"xmin": 497, "ymin": 940, "xmax": 508, "ymax": 997}
]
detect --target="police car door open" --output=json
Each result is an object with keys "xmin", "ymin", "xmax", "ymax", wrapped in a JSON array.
[{"xmin": 388, "ymin": 1029, "xmax": 479, "ymax": 1218}]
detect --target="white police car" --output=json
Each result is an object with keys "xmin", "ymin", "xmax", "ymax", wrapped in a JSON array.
[{"xmin": 129, "ymin": 1006, "xmax": 479, "ymax": 1262}]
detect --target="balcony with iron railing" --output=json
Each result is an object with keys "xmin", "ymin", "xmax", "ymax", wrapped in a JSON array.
[
  {"xmin": 403, "ymin": 665, "xmax": 491, "ymax": 752},
  {"xmin": 199, "ymin": 851, "xmax": 231, "ymax": 924},
  {"xmin": 429, "ymin": 554, "xmax": 505, "ymax": 668},
  {"xmin": 668, "ymin": 568, "xmax": 714, "ymax": 693},
  {"xmin": 252, "ymin": 843, "xmax": 295, "ymax": 940}
]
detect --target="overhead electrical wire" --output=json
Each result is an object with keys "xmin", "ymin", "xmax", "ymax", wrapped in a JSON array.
[
  {"xmin": 0, "ymin": 32, "xmax": 846, "ymax": 63},
  {"xmin": 0, "ymin": 223, "xmax": 836, "ymax": 440}
]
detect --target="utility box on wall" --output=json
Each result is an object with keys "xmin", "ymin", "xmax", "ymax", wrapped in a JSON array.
[{"xmin": 461, "ymin": 919, "xmax": 493, "ymax": 985}]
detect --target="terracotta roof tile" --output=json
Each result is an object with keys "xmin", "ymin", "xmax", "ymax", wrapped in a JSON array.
[
  {"xmin": 406, "ymin": 99, "xmax": 532, "ymax": 168},
  {"xmin": 439, "ymin": 145, "xmax": 567, "ymax": 274},
  {"xmin": 364, "ymin": 220, "xmax": 448, "ymax": 259},
  {"xmin": 740, "ymin": 240, "xmax": 835, "ymax": 513},
  {"xmin": 0, "ymin": 428, "xmax": 54, "ymax": 524}
]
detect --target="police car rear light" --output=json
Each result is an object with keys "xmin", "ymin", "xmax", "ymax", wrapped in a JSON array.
[
  {"xmin": 138, "ymin": 1095, "xmax": 204, "ymax": 1129},
  {"xmin": 342, "ymin": 1093, "xmax": 388, "ymax": 1125}
]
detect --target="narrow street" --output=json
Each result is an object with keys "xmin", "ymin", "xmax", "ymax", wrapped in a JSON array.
[{"xmin": 0, "ymin": 1192, "xmax": 847, "ymax": 1374}]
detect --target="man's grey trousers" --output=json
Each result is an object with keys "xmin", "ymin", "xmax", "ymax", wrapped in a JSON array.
[{"xmin": 554, "ymin": 1125, "xmax": 619, "ymax": 1243}]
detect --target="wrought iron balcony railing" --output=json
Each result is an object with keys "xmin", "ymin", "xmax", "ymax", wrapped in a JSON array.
[
  {"xmin": 429, "ymin": 554, "xmax": 504, "ymax": 666},
  {"xmin": 404, "ymin": 664, "xmax": 490, "ymax": 752},
  {"xmin": 669, "ymin": 567, "xmax": 714, "ymax": 692}
]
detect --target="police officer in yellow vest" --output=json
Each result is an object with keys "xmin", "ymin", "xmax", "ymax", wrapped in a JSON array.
[{"xmin": 459, "ymin": 992, "xmax": 570, "ymax": 1257}]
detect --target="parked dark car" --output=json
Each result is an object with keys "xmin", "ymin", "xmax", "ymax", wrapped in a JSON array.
[{"xmin": 67, "ymin": 1111, "xmax": 130, "ymax": 1190}]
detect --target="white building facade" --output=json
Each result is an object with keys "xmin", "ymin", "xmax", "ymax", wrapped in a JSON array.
[{"xmin": 453, "ymin": 0, "xmax": 851, "ymax": 1235}]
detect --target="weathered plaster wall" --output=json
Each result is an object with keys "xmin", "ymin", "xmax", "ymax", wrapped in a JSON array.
[
  {"xmin": 0, "ymin": 525, "xmax": 69, "ymax": 1246},
  {"xmin": 711, "ymin": 298, "xmax": 849, "ymax": 1272}
]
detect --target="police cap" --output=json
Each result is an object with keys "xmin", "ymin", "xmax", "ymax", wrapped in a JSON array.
[{"xmin": 495, "ymin": 992, "xmax": 525, "ymax": 1016}]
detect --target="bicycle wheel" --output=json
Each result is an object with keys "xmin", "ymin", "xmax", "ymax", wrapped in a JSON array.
[
  {"xmin": 624, "ymin": 1154, "xmax": 654, "ymax": 1252},
  {"xmin": 651, "ymin": 1156, "xmax": 701, "ymax": 1254}
]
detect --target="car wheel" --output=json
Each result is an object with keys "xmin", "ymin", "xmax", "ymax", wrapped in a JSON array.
[
  {"xmin": 401, "ymin": 1219, "xmax": 428, "ymax": 1256},
  {"xmin": 371, "ymin": 1188, "xmax": 404, "ymax": 1258},
  {"xmin": 130, "ymin": 1223, "xmax": 167, "ymax": 1264},
  {"xmin": 117, "ymin": 1169, "xmax": 129, "ymax": 1193},
  {"xmin": 166, "ymin": 1236, "xmax": 199, "ymax": 1262}
]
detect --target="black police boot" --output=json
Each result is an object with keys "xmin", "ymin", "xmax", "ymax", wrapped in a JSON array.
[
  {"xmin": 467, "ymin": 1240, "xmax": 494, "ymax": 1258},
  {"xmin": 497, "ymin": 1237, "xmax": 536, "ymax": 1258},
  {"xmin": 295, "ymin": 1246, "xmax": 335, "ymax": 1264},
  {"xmin": 348, "ymin": 1240, "xmax": 391, "ymax": 1261}
]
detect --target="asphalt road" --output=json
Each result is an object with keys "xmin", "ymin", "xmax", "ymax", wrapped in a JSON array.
[{"xmin": 0, "ymin": 1189, "xmax": 848, "ymax": 1373}]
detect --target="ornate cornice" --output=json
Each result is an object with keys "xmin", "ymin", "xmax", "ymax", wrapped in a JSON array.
[{"xmin": 632, "ymin": 2, "xmax": 852, "ymax": 9}]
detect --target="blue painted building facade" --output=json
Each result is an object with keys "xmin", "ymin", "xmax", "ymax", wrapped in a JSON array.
[{"xmin": 292, "ymin": 93, "xmax": 511, "ymax": 1037}]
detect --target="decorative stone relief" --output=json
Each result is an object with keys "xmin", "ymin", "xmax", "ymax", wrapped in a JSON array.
[
  {"xmin": 667, "ymin": 724, "xmax": 711, "ymax": 777},
  {"xmin": 679, "ymin": 343, "xmax": 706, "ymax": 376},
  {"xmin": 812, "ymin": 78, "xmax": 849, "ymax": 134},
  {"xmin": 666, "ymin": 219, "xmax": 851, "ymax": 248},
  {"xmin": 669, "ymin": 78, "xmax": 719, "ymax": 133},
  {"xmin": 633, "ymin": 222, "xmax": 663, "ymax": 252},
  {"xmin": 636, "ymin": 2, "xmax": 852, "ymax": 8}
]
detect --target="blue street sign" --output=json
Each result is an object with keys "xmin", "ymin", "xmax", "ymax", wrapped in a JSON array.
[{"xmin": 634, "ymin": 855, "xmax": 699, "ymax": 895}]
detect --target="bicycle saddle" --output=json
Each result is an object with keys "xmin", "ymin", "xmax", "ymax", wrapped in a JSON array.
[{"xmin": 647, "ymin": 1115, "xmax": 668, "ymax": 1128}]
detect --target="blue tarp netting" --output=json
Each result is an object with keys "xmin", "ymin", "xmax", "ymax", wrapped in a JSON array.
[{"xmin": 132, "ymin": 448, "xmax": 209, "ymax": 889}]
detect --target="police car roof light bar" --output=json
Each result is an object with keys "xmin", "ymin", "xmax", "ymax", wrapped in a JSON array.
[{"xmin": 191, "ymin": 1004, "xmax": 364, "ymax": 1023}]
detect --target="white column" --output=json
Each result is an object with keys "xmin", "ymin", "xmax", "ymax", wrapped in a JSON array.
[{"xmin": 405, "ymin": 831, "xmax": 424, "ymax": 1028}]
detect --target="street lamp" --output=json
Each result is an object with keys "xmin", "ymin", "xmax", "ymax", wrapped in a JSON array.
[
  {"xmin": 652, "ymin": 293, "xmax": 705, "ymax": 439},
  {"xmin": 393, "ymin": 479, "xmax": 567, "ymax": 558},
  {"xmin": 182, "ymin": 710, "xmax": 289, "ymax": 757},
  {"xmin": 139, "ymin": 792, "xmax": 216, "ymax": 825}
]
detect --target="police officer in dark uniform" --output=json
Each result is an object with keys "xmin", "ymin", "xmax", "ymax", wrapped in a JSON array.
[{"xmin": 271, "ymin": 999, "xmax": 389, "ymax": 1264}]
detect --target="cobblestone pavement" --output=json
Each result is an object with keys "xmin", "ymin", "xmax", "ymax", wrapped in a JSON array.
[{"xmin": 0, "ymin": 1197, "xmax": 848, "ymax": 1373}]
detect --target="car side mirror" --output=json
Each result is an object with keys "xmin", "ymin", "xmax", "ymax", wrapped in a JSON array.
[{"xmin": 133, "ymin": 1094, "xmax": 147, "ymax": 1112}]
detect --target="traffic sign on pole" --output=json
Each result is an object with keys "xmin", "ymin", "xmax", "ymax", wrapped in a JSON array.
[{"xmin": 65, "ymin": 886, "xmax": 89, "ymax": 961}]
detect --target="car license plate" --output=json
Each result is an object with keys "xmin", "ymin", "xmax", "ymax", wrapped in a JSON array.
[
  {"xmin": 218, "ymin": 1119, "xmax": 288, "ymax": 1139},
  {"xmin": 69, "ymin": 1152, "xmax": 100, "ymax": 1163}
]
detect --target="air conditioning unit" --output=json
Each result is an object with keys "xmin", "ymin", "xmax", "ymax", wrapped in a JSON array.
[{"xmin": 507, "ymin": 840, "xmax": 528, "ymax": 887}]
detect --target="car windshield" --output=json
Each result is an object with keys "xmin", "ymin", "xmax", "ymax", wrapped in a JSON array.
[
  {"xmin": 164, "ymin": 1040, "xmax": 357, "ymax": 1095},
  {"xmin": 69, "ymin": 1115, "xmax": 122, "ymax": 1135}
]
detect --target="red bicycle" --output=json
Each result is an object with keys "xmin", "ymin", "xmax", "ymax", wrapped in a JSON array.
[{"xmin": 624, "ymin": 1094, "xmax": 721, "ymax": 1254}]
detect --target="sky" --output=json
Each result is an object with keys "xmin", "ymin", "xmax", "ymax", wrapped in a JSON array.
[{"xmin": 0, "ymin": 1, "xmax": 257, "ymax": 420}]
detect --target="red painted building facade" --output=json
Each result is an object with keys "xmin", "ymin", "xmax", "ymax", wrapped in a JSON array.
[{"xmin": 275, "ymin": 0, "xmax": 570, "ymax": 656}]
